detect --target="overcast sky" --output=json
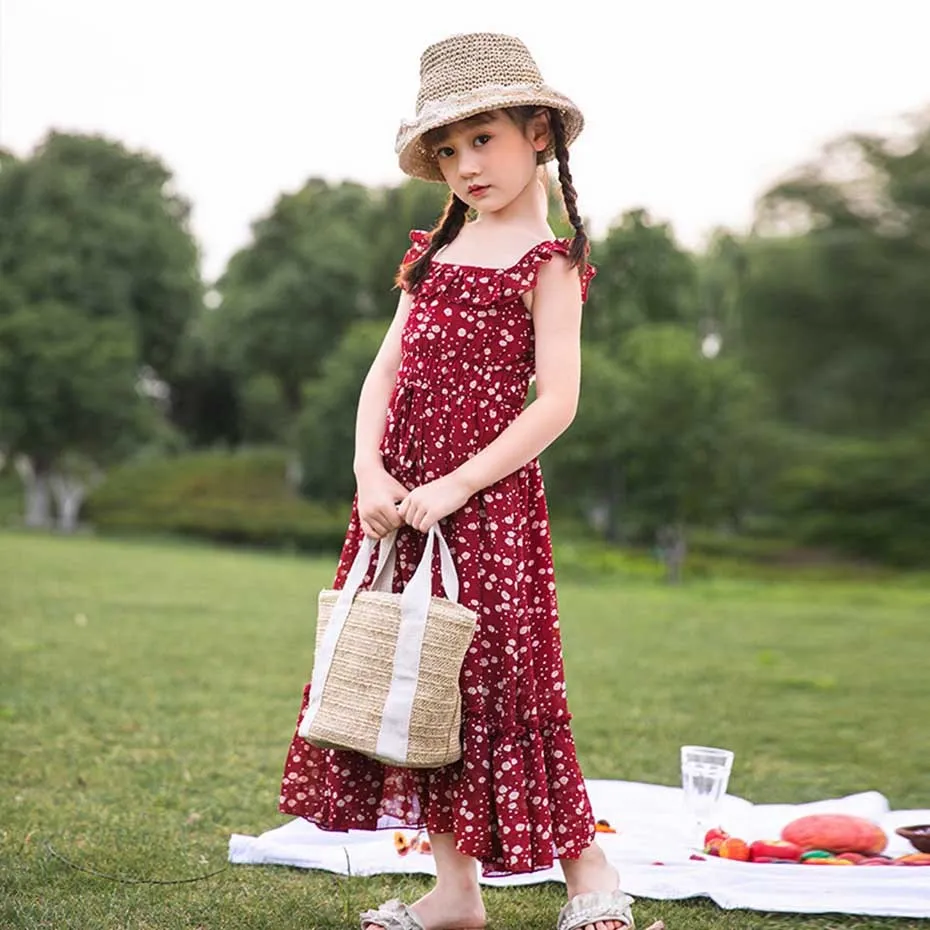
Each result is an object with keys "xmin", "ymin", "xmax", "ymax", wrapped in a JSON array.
[{"xmin": 3, "ymin": 0, "xmax": 929, "ymax": 281}]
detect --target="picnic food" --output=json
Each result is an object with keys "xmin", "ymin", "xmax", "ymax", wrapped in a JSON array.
[
  {"xmin": 749, "ymin": 840, "xmax": 803, "ymax": 861},
  {"xmin": 781, "ymin": 814, "xmax": 888, "ymax": 855},
  {"xmin": 718, "ymin": 838, "xmax": 751, "ymax": 860}
]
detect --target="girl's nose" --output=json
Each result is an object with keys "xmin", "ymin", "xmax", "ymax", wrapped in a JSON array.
[{"xmin": 458, "ymin": 151, "xmax": 480, "ymax": 178}]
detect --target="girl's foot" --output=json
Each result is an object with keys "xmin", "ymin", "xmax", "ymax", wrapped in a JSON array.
[
  {"xmin": 362, "ymin": 882, "xmax": 487, "ymax": 930},
  {"xmin": 559, "ymin": 840, "xmax": 628, "ymax": 930}
]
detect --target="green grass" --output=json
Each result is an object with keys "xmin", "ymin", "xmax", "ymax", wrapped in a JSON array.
[{"xmin": 1, "ymin": 529, "xmax": 928, "ymax": 929}]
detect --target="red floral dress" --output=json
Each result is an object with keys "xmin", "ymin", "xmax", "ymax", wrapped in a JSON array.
[{"xmin": 279, "ymin": 230, "xmax": 597, "ymax": 877}]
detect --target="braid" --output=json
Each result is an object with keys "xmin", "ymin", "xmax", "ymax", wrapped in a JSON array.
[
  {"xmin": 397, "ymin": 193, "xmax": 469, "ymax": 292},
  {"xmin": 549, "ymin": 108, "xmax": 589, "ymax": 273}
]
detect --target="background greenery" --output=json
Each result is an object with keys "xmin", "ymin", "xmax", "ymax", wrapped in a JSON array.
[{"xmin": 2, "ymin": 110, "xmax": 930, "ymax": 570}]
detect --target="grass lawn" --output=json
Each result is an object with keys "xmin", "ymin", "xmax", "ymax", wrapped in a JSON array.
[{"xmin": 1, "ymin": 528, "xmax": 928, "ymax": 929}]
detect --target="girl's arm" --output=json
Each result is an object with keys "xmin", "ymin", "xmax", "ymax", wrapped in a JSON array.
[
  {"xmin": 353, "ymin": 290, "xmax": 414, "ymax": 538},
  {"xmin": 398, "ymin": 255, "xmax": 583, "ymax": 531}
]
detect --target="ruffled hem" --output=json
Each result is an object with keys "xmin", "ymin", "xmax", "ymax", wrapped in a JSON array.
[
  {"xmin": 278, "ymin": 682, "xmax": 596, "ymax": 876},
  {"xmin": 400, "ymin": 229, "xmax": 596, "ymax": 304}
]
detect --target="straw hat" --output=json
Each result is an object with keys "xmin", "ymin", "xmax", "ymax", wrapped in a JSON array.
[{"xmin": 395, "ymin": 32, "xmax": 585, "ymax": 182}]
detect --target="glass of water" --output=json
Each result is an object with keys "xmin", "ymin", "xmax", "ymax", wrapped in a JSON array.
[{"xmin": 680, "ymin": 745, "xmax": 734, "ymax": 846}]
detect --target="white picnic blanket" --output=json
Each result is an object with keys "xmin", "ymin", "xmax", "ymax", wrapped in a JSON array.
[{"xmin": 229, "ymin": 779, "xmax": 930, "ymax": 918}]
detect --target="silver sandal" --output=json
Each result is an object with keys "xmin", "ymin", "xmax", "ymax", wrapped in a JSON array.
[
  {"xmin": 360, "ymin": 898, "xmax": 487, "ymax": 930},
  {"xmin": 556, "ymin": 890, "xmax": 639, "ymax": 930},
  {"xmin": 360, "ymin": 900, "xmax": 425, "ymax": 930}
]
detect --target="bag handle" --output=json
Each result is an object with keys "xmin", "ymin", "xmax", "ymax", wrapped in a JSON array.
[
  {"xmin": 376, "ymin": 524, "xmax": 462, "ymax": 761},
  {"xmin": 299, "ymin": 523, "xmax": 463, "ymax": 747}
]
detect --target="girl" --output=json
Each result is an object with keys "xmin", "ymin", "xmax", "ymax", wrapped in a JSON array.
[{"xmin": 280, "ymin": 32, "xmax": 658, "ymax": 930}]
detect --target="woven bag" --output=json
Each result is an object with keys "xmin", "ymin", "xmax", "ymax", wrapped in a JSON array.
[{"xmin": 297, "ymin": 524, "xmax": 477, "ymax": 768}]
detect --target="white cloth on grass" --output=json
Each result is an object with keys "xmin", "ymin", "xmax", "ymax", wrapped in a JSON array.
[{"xmin": 229, "ymin": 779, "xmax": 930, "ymax": 919}]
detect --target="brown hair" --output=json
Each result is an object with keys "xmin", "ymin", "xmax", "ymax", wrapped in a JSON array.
[{"xmin": 396, "ymin": 106, "xmax": 589, "ymax": 293}]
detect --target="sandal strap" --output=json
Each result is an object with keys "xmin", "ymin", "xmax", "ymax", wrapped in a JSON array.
[
  {"xmin": 360, "ymin": 899, "xmax": 426, "ymax": 930},
  {"xmin": 556, "ymin": 890, "xmax": 635, "ymax": 930}
]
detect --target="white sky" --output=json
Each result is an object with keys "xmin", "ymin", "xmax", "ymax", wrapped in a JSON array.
[{"xmin": 3, "ymin": 0, "xmax": 929, "ymax": 281}]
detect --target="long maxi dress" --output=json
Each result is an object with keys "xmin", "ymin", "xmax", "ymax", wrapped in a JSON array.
[{"xmin": 279, "ymin": 231, "xmax": 598, "ymax": 877}]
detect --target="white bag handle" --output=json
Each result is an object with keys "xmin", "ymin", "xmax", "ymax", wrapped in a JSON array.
[
  {"xmin": 299, "ymin": 523, "xmax": 463, "ymax": 752},
  {"xmin": 375, "ymin": 523, "xmax": 462, "ymax": 761}
]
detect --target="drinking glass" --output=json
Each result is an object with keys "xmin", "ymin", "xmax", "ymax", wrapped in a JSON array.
[{"xmin": 680, "ymin": 745, "xmax": 734, "ymax": 846}]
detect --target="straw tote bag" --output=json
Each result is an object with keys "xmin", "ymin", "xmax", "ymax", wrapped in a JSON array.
[{"xmin": 297, "ymin": 523, "xmax": 477, "ymax": 768}]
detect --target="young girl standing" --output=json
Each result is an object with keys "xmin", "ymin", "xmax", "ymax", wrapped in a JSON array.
[{"xmin": 280, "ymin": 32, "xmax": 656, "ymax": 930}]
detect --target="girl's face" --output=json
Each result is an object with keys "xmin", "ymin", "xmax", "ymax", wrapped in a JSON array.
[{"xmin": 428, "ymin": 109, "xmax": 550, "ymax": 214}]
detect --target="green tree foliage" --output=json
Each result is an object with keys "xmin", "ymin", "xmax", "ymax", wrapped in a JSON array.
[
  {"xmin": 295, "ymin": 320, "xmax": 387, "ymax": 503},
  {"xmin": 214, "ymin": 179, "xmax": 376, "ymax": 414},
  {"xmin": 546, "ymin": 325, "xmax": 768, "ymax": 573},
  {"xmin": 0, "ymin": 132, "xmax": 202, "ymax": 382},
  {"xmin": 0, "ymin": 132, "xmax": 203, "ymax": 526},
  {"xmin": 584, "ymin": 209, "xmax": 699, "ymax": 352},
  {"xmin": 742, "ymin": 110, "xmax": 930, "ymax": 435}
]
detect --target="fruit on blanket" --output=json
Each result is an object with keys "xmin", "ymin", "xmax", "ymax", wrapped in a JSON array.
[
  {"xmin": 704, "ymin": 827, "xmax": 729, "ymax": 845},
  {"xmin": 704, "ymin": 837, "xmax": 726, "ymax": 856},
  {"xmin": 858, "ymin": 857, "xmax": 893, "ymax": 866},
  {"xmin": 894, "ymin": 853, "xmax": 930, "ymax": 865},
  {"xmin": 802, "ymin": 856, "xmax": 853, "ymax": 865},
  {"xmin": 781, "ymin": 814, "xmax": 887, "ymax": 854},
  {"xmin": 595, "ymin": 819, "xmax": 617, "ymax": 834},
  {"xmin": 836, "ymin": 852, "xmax": 867, "ymax": 864},
  {"xmin": 393, "ymin": 831, "xmax": 411, "ymax": 856},
  {"xmin": 749, "ymin": 840, "xmax": 803, "ymax": 861},
  {"xmin": 800, "ymin": 850, "xmax": 833, "ymax": 861},
  {"xmin": 718, "ymin": 838, "xmax": 750, "ymax": 860}
]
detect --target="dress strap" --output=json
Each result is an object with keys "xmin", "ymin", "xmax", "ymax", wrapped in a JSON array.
[{"xmin": 507, "ymin": 240, "xmax": 597, "ymax": 303}]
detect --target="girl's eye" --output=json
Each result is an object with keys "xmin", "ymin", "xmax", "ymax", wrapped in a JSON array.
[
  {"xmin": 436, "ymin": 146, "xmax": 455, "ymax": 159},
  {"xmin": 474, "ymin": 134, "xmax": 491, "ymax": 147}
]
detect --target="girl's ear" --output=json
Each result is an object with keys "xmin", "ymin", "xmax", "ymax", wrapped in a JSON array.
[{"xmin": 529, "ymin": 109, "xmax": 552, "ymax": 153}]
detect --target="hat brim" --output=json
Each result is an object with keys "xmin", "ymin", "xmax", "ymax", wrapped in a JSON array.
[{"xmin": 395, "ymin": 83, "xmax": 584, "ymax": 182}]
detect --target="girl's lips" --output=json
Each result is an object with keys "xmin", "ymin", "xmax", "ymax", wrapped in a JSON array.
[{"xmin": 468, "ymin": 185, "xmax": 490, "ymax": 197}]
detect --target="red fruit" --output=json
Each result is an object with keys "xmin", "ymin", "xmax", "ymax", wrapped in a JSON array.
[
  {"xmin": 749, "ymin": 840, "xmax": 803, "ymax": 862},
  {"xmin": 704, "ymin": 837, "xmax": 725, "ymax": 856},
  {"xmin": 836, "ymin": 852, "xmax": 866, "ymax": 864},
  {"xmin": 704, "ymin": 827, "xmax": 730, "ymax": 846},
  {"xmin": 719, "ymin": 838, "xmax": 751, "ymax": 861},
  {"xmin": 781, "ymin": 814, "xmax": 887, "ymax": 855},
  {"xmin": 858, "ymin": 857, "xmax": 893, "ymax": 866}
]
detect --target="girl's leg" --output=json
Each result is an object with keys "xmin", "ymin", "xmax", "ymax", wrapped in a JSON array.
[
  {"xmin": 559, "ymin": 839, "xmax": 627, "ymax": 930},
  {"xmin": 364, "ymin": 832, "xmax": 487, "ymax": 930}
]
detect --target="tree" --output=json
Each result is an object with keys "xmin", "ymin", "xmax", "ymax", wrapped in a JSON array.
[
  {"xmin": 295, "ymin": 320, "xmax": 386, "ymax": 503},
  {"xmin": 214, "ymin": 179, "xmax": 379, "ymax": 415},
  {"xmin": 0, "ymin": 293, "xmax": 155, "ymax": 527},
  {"xmin": 584, "ymin": 209, "xmax": 698, "ymax": 352},
  {"xmin": 0, "ymin": 132, "xmax": 203, "ymax": 527},
  {"xmin": 742, "ymin": 109, "xmax": 930, "ymax": 435},
  {"xmin": 545, "ymin": 325, "xmax": 768, "ymax": 580},
  {"xmin": 366, "ymin": 179, "xmax": 449, "ymax": 317}
]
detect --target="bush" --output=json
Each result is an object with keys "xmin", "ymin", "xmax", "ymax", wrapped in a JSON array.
[
  {"xmin": 83, "ymin": 447, "xmax": 348, "ymax": 552},
  {"xmin": 772, "ymin": 431, "xmax": 930, "ymax": 567}
]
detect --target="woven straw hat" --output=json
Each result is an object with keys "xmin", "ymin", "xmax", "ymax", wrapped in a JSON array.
[{"xmin": 396, "ymin": 32, "xmax": 585, "ymax": 182}]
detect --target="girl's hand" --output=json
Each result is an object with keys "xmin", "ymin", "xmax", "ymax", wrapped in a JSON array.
[
  {"xmin": 397, "ymin": 474, "xmax": 473, "ymax": 533},
  {"xmin": 356, "ymin": 466, "xmax": 410, "ymax": 539}
]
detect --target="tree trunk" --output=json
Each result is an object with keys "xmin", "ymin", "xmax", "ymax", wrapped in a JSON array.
[
  {"xmin": 15, "ymin": 455, "xmax": 54, "ymax": 528},
  {"xmin": 50, "ymin": 471, "xmax": 87, "ymax": 533},
  {"xmin": 604, "ymin": 463, "xmax": 625, "ymax": 543},
  {"xmin": 657, "ymin": 523, "xmax": 688, "ymax": 585}
]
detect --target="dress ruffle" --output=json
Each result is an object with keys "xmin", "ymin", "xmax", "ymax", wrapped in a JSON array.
[
  {"xmin": 280, "ymin": 681, "xmax": 593, "ymax": 876},
  {"xmin": 401, "ymin": 229, "xmax": 596, "ymax": 304}
]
